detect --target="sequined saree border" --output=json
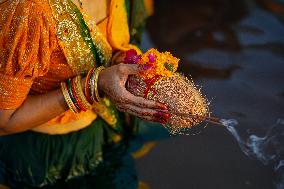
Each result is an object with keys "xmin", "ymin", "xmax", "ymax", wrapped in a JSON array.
[
  {"xmin": 48, "ymin": 0, "xmax": 117, "ymax": 127},
  {"xmin": 48, "ymin": 0, "xmax": 112, "ymax": 74}
]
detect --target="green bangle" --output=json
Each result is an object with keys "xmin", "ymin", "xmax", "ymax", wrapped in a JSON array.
[{"xmin": 66, "ymin": 78, "xmax": 80, "ymax": 112}]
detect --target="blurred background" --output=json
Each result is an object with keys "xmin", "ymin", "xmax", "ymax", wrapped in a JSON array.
[{"xmin": 136, "ymin": 0, "xmax": 284, "ymax": 188}]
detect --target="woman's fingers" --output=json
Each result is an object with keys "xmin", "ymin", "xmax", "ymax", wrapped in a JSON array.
[
  {"xmin": 118, "ymin": 64, "xmax": 142, "ymax": 76},
  {"xmin": 116, "ymin": 103, "xmax": 170, "ymax": 124},
  {"xmin": 117, "ymin": 103, "xmax": 156, "ymax": 116},
  {"xmin": 99, "ymin": 63, "xmax": 168, "ymax": 118},
  {"xmin": 116, "ymin": 65, "xmax": 167, "ymax": 110},
  {"xmin": 121, "ymin": 90, "xmax": 167, "ymax": 110}
]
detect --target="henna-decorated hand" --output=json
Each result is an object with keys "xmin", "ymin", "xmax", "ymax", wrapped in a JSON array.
[{"xmin": 98, "ymin": 63, "xmax": 170, "ymax": 124}]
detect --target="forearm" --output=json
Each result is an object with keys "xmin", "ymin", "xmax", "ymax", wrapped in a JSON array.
[
  {"xmin": 0, "ymin": 88, "xmax": 69, "ymax": 134},
  {"xmin": 0, "ymin": 76, "xmax": 90, "ymax": 135},
  {"xmin": 0, "ymin": 77, "xmax": 89, "ymax": 135}
]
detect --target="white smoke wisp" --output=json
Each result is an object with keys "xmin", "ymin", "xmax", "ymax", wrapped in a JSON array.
[{"xmin": 221, "ymin": 118, "xmax": 284, "ymax": 189}]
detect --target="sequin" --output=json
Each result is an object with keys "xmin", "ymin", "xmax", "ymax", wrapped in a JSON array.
[
  {"xmin": 49, "ymin": 0, "xmax": 112, "ymax": 73},
  {"xmin": 57, "ymin": 19, "xmax": 80, "ymax": 42},
  {"xmin": 0, "ymin": 0, "xmax": 57, "ymax": 109}
]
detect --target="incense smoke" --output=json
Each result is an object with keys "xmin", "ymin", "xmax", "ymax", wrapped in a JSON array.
[{"xmin": 221, "ymin": 118, "xmax": 284, "ymax": 189}]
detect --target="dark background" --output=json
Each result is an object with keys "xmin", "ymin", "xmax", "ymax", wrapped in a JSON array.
[{"xmin": 136, "ymin": 0, "xmax": 284, "ymax": 188}]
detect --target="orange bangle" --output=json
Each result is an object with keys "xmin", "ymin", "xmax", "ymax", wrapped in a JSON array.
[
  {"xmin": 71, "ymin": 77, "xmax": 87, "ymax": 111},
  {"xmin": 85, "ymin": 68, "xmax": 95, "ymax": 104},
  {"xmin": 74, "ymin": 76, "xmax": 92, "ymax": 110}
]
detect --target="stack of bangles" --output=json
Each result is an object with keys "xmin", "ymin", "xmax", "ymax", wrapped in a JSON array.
[{"xmin": 61, "ymin": 66, "xmax": 105, "ymax": 113}]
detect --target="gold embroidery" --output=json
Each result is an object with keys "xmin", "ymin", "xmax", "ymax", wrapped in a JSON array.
[
  {"xmin": 57, "ymin": 19, "xmax": 80, "ymax": 42},
  {"xmin": 83, "ymin": 12, "xmax": 112, "ymax": 67},
  {"xmin": 48, "ymin": 0, "xmax": 117, "ymax": 126},
  {"xmin": 48, "ymin": 0, "xmax": 112, "ymax": 74}
]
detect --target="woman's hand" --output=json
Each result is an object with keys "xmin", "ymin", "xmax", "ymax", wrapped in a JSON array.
[{"xmin": 98, "ymin": 63, "xmax": 170, "ymax": 124}]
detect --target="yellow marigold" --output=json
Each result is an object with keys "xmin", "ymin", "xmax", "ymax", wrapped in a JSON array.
[{"xmin": 138, "ymin": 48, "xmax": 180, "ymax": 79}]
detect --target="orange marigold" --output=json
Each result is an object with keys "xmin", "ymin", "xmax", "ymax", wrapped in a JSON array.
[{"xmin": 138, "ymin": 48, "xmax": 180, "ymax": 79}]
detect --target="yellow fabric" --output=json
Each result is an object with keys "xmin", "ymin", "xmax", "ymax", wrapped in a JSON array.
[
  {"xmin": 32, "ymin": 110, "xmax": 97, "ymax": 134},
  {"xmin": 107, "ymin": 0, "xmax": 130, "ymax": 51},
  {"xmin": 97, "ymin": 17, "xmax": 109, "ymax": 38},
  {"xmin": 132, "ymin": 142, "xmax": 157, "ymax": 159},
  {"xmin": 107, "ymin": 0, "xmax": 142, "ymax": 54}
]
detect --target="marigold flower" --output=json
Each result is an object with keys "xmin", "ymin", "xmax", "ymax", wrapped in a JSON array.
[{"xmin": 125, "ymin": 48, "xmax": 180, "ymax": 79}]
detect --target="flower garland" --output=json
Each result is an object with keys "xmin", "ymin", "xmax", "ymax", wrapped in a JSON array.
[{"xmin": 124, "ymin": 48, "xmax": 180, "ymax": 80}]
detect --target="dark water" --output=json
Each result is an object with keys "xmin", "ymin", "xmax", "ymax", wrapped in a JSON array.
[{"xmin": 136, "ymin": 0, "xmax": 284, "ymax": 188}]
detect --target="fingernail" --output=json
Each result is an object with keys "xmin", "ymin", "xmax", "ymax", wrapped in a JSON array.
[
  {"xmin": 155, "ymin": 112, "xmax": 171, "ymax": 120},
  {"xmin": 163, "ymin": 112, "xmax": 171, "ymax": 119},
  {"xmin": 159, "ymin": 112, "xmax": 171, "ymax": 120}
]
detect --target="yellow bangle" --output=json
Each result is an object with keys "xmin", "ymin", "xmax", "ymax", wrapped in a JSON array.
[
  {"xmin": 61, "ymin": 82, "xmax": 79, "ymax": 113},
  {"xmin": 93, "ymin": 66, "xmax": 105, "ymax": 103},
  {"xmin": 73, "ymin": 75, "xmax": 92, "ymax": 110}
]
